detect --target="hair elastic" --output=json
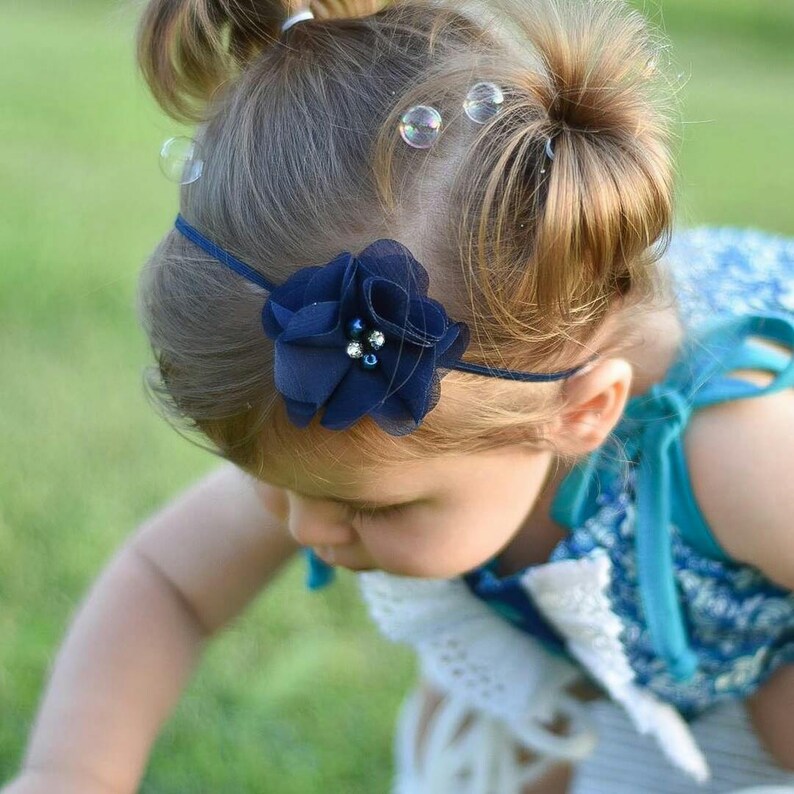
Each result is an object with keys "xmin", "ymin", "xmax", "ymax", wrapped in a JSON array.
[{"xmin": 281, "ymin": 8, "xmax": 315, "ymax": 32}]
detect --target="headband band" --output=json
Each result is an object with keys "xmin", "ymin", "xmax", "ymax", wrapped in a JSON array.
[{"xmin": 174, "ymin": 214, "xmax": 598, "ymax": 434}]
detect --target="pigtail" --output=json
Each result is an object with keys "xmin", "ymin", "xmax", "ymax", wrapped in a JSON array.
[
  {"xmin": 532, "ymin": 0, "xmax": 675, "ymax": 312},
  {"xmin": 460, "ymin": 0, "xmax": 677, "ymax": 333},
  {"xmin": 136, "ymin": 0, "xmax": 385, "ymax": 121},
  {"xmin": 135, "ymin": 0, "xmax": 279, "ymax": 121}
]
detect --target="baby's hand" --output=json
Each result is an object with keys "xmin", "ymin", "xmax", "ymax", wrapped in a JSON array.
[{"xmin": 1, "ymin": 770, "xmax": 129, "ymax": 794}]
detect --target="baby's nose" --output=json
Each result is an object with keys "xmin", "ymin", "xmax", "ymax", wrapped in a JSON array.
[
  {"xmin": 288, "ymin": 505, "xmax": 356, "ymax": 549},
  {"xmin": 290, "ymin": 522, "xmax": 355, "ymax": 548}
]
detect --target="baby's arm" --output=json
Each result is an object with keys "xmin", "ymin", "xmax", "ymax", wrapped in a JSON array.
[
  {"xmin": 2, "ymin": 463, "xmax": 298, "ymax": 794},
  {"xmin": 685, "ymin": 371, "xmax": 794, "ymax": 770},
  {"xmin": 747, "ymin": 665, "xmax": 794, "ymax": 771}
]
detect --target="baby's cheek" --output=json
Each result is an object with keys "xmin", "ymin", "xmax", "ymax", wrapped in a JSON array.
[
  {"xmin": 365, "ymin": 526, "xmax": 485, "ymax": 579},
  {"xmin": 360, "ymin": 526, "xmax": 432, "ymax": 575},
  {"xmin": 258, "ymin": 484, "xmax": 290, "ymax": 523}
]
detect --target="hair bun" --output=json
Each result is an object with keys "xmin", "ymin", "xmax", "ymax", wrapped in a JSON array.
[
  {"xmin": 458, "ymin": 0, "xmax": 676, "ymax": 323},
  {"xmin": 520, "ymin": 0, "xmax": 670, "ymax": 136},
  {"xmin": 136, "ymin": 0, "xmax": 389, "ymax": 122}
]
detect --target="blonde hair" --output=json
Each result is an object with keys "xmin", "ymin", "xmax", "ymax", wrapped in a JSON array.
[{"xmin": 136, "ymin": 0, "xmax": 680, "ymax": 479}]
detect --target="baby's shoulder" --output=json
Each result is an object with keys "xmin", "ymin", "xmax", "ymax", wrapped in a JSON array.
[{"xmin": 684, "ymin": 364, "xmax": 794, "ymax": 590}]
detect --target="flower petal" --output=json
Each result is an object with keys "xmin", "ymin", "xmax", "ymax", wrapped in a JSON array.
[
  {"xmin": 303, "ymin": 252, "xmax": 356, "ymax": 305},
  {"xmin": 274, "ymin": 337, "xmax": 352, "ymax": 406},
  {"xmin": 281, "ymin": 302, "xmax": 346, "ymax": 346},
  {"xmin": 374, "ymin": 390, "xmax": 415, "ymax": 421},
  {"xmin": 370, "ymin": 391, "xmax": 423, "ymax": 435},
  {"xmin": 262, "ymin": 266, "xmax": 322, "ymax": 336},
  {"xmin": 338, "ymin": 263, "xmax": 364, "ymax": 321},
  {"xmin": 363, "ymin": 279, "xmax": 448, "ymax": 346},
  {"xmin": 435, "ymin": 321, "xmax": 471, "ymax": 367},
  {"xmin": 285, "ymin": 398, "xmax": 319, "ymax": 428},
  {"xmin": 361, "ymin": 278, "xmax": 411, "ymax": 338},
  {"xmin": 319, "ymin": 365, "xmax": 390, "ymax": 430},
  {"xmin": 357, "ymin": 239, "xmax": 430, "ymax": 296},
  {"xmin": 377, "ymin": 343, "xmax": 437, "ymax": 423},
  {"xmin": 262, "ymin": 300, "xmax": 295, "ymax": 336},
  {"xmin": 403, "ymin": 296, "xmax": 448, "ymax": 343}
]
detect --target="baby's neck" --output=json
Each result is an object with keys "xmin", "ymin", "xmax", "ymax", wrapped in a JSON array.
[
  {"xmin": 623, "ymin": 303, "xmax": 685, "ymax": 399},
  {"xmin": 496, "ymin": 303, "xmax": 685, "ymax": 576}
]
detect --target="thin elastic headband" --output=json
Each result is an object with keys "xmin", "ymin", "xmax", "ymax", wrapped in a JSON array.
[{"xmin": 174, "ymin": 214, "xmax": 598, "ymax": 433}]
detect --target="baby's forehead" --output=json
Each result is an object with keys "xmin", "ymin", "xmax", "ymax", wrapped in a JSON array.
[
  {"xmin": 257, "ymin": 440, "xmax": 523, "ymax": 505},
  {"xmin": 262, "ymin": 460, "xmax": 379, "ymax": 498},
  {"xmin": 258, "ymin": 443, "xmax": 431, "ymax": 501},
  {"xmin": 261, "ymin": 468, "xmax": 437, "ymax": 513}
]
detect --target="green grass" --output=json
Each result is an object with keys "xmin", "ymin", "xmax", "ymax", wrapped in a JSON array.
[{"xmin": 1, "ymin": 1, "xmax": 793, "ymax": 791}]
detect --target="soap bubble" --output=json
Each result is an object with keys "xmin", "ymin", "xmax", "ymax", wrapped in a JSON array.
[
  {"xmin": 159, "ymin": 136, "xmax": 204, "ymax": 184},
  {"xmin": 463, "ymin": 82, "xmax": 504, "ymax": 124},
  {"xmin": 399, "ymin": 105, "xmax": 442, "ymax": 149}
]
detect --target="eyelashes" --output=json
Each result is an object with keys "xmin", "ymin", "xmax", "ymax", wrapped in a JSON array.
[{"xmin": 353, "ymin": 503, "xmax": 411, "ymax": 523}]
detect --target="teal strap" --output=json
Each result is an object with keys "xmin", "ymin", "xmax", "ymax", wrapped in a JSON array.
[
  {"xmin": 634, "ymin": 385, "xmax": 699, "ymax": 680},
  {"xmin": 305, "ymin": 548, "xmax": 335, "ymax": 590},
  {"xmin": 550, "ymin": 310, "xmax": 794, "ymax": 681},
  {"xmin": 667, "ymin": 312, "xmax": 794, "ymax": 407},
  {"xmin": 719, "ymin": 338, "xmax": 792, "ymax": 377}
]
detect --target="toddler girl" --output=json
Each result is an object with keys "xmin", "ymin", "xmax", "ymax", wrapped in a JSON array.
[{"xmin": 4, "ymin": 0, "xmax": 793, "ymax": 792}]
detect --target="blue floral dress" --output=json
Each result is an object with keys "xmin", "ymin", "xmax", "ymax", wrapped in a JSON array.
[{"xmin": 464, "ymin": 227, "xmax": 794, "ymax": 723}]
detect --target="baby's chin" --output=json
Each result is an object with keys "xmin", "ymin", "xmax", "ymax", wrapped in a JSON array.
[
  {"xmin": 316, "ymin": 546, "xmax": 489, "ymax": 580},
  {"xmin": 336, "ymin": 561, "xmax": 377, "ymax": 573},
  {"xmin": 353, "ymin": 559, "xmax": 485, "ymax": 580}
]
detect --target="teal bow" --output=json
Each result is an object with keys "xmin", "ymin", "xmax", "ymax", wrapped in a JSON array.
[{"xmin": 551, "ymin": 311, "xmax": 794, "ymax": 682}]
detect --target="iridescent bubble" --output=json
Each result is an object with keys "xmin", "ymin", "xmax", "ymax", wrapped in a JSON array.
[
  {"xmin": 643, "ymin": 57, "xmax": 658, "ymax": 78},
  {"xmin": 159, "ymin": 136, "xmax": 204, "ymax": 184},
  {"xmin": 399, "ymin": 105, "xmax": 442, "ymax": 149},
  {"xmin": 463, "ymin": 81, "xmax": 504, "ymax": 124}
]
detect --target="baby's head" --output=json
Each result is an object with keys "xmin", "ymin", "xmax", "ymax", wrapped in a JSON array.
[{"xmin": 137, "ymin": 0, "xmax": 678, "ymax": 575}]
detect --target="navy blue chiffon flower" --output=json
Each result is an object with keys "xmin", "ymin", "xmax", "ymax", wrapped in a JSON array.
[{"xmin": 260, "ymin": 239, "xmax": 470, "ymax": 435}]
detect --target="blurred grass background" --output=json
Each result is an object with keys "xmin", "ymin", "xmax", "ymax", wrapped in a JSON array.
[{"xmin": 1, "ymin": 0, "xmax": 793, "ymax": 791}]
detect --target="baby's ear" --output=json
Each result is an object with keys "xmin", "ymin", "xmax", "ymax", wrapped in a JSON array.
[{"xmin": 551, "ymin": 357, "xmax": 633, "ymax": 456}]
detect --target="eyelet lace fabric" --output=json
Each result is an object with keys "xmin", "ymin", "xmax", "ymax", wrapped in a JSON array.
[
  {"xmin": 357, "ymin": 570, "xmax": 598, "ymax": 776},
  {"xmin": 523, "ymin": 550, "xmax": 710, "ymax": 782}
]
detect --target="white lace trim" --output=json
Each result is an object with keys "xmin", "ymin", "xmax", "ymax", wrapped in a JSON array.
[
  {"xmin": 358, "ymin": 570, "xmax": 597, "ymax": 764},
  {"xmin": 522, "ymin": 551, "xmax": 710, "ymax": 783}
]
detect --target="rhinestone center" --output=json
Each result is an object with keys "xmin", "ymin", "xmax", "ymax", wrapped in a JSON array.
[{"xmin": 345, "ymin": 317, "xmax": 386, "ymax": 369}]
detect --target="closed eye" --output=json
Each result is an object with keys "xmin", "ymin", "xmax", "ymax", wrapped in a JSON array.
[{"xmin": 353, "ymin": 502, "xmax": 411, "ymax": 524}]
